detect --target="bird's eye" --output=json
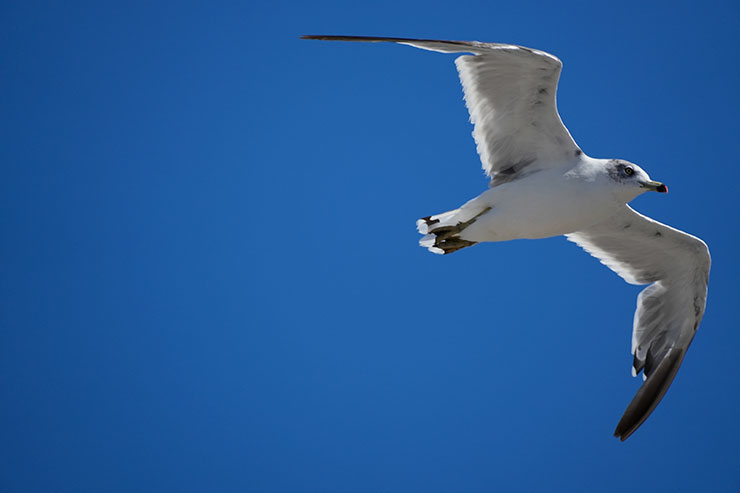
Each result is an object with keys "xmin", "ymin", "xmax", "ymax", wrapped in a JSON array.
[{"xmin": 624, "ymin": 167, "xmax": 634, "ymax": 176}]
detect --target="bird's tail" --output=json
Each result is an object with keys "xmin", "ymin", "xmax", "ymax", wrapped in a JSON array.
[{"xmin": 416, "ymin": 206, "xmax": 490, "ymax": 255}]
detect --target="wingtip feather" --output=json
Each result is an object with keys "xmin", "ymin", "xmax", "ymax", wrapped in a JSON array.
[{"xmin": 613, "ymin": 347, "xmax": 686, "ymax": 441}]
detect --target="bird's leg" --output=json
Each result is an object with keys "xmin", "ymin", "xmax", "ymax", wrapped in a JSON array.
[
  {"xmin": 427, "ymin": 206, "xmax": 491, "ymax": 254},
  {"xmin": 429, "ymin": 206, "xmax": 491, "ymax": 240}
]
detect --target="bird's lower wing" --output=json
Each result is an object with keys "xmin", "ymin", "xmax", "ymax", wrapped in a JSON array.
[{"xmin": 566, "ymin": 206, "xmax": 710, "ymax": 440}]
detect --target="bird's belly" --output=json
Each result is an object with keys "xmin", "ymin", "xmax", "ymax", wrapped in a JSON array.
[{"xmin": 462, "ymin": 184, "xmax": 619, "ymax": 242}]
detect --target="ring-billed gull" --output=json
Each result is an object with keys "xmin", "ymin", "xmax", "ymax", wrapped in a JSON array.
[{"xmin": 302, "ymin": 35, "xmax": 711, "ymax": 441}]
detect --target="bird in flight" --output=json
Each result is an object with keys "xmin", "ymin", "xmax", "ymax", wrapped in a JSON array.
[{"xmin": 302, "ymin": 35, "xmax": 710, "ymax": 440}]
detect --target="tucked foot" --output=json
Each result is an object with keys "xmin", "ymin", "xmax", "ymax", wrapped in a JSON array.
[{"xmin": 418, "ymin": 206, "xmax": 491, "ymax": 254}]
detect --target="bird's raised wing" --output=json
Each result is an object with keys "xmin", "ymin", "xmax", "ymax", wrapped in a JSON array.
[
  {"xmin": 566, "ymin": 205, "xmax": 710, "ymax": 440},
  {"xmin": 301, "ymin": 35, "xmax": 581, "ymax": 185}
]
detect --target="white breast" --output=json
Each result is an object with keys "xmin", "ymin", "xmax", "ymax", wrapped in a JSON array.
[{"xmin": 461, "ymin": 164, "xmax": 622, "ymax": 242}]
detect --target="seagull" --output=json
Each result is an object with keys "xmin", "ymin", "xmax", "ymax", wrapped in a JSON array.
[{"xmin": 302, "ymin": 35, "xmax": 711, "ymax": 440}]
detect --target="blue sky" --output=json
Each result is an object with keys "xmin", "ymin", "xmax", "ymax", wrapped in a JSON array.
[{"xmin": 2, "ymin": 1, "xmax": 739, "ymax": 491}]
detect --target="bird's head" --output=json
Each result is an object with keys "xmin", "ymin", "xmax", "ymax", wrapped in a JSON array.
[{"xmin": 607, "ymin": 159, "xmax": 667, "ymax": 201}]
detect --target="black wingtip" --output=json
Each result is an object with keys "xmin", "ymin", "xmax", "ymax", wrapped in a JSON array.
[
  {"xmin": 300, "ymin": 35, "xmax": 394, "ymax": 42},
  {"xmin": 613, "ymin": 347, "xmax": 686, "ymax": 441},
  {"xmin": 299, "ymin": 35, "xmax": 473, "ymax": 46}
]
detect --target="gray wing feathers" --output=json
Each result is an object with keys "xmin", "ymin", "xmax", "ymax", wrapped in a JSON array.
[
  {"xmin": 301, "ymin": 35, "xmax": 580, "ymax": 183},
  {"xmin": 455, "ymin": 51, "xmax": 579, "ymax": 183},
  {"xmin": 567, "ymin": 206, "xmax": 710, "ymax": 440},
  {"xmin": 300, "ymin": 35, "xmax": 554, "ymax": 55}
]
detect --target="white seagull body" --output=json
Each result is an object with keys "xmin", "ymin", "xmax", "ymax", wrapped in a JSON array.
[{"xmin": 303, "ymin": 35, "xmax": 711, "ymax": 440}]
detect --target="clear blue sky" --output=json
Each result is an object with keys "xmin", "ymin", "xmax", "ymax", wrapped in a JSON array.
[{"xmin": 2, "ymin": 1, "xmax": 739, "ymax": 492}]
